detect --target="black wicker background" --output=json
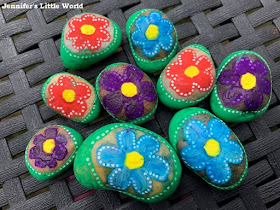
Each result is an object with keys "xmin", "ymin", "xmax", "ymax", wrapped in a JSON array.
[{"xmin": 0, "ymin": 0, "xmax": 280, "ymax": 209}]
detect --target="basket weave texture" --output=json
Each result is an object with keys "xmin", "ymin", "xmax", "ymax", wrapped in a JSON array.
[{"xmin": 1, "ymin": 0, "xmax": 280, "ymax": 209}]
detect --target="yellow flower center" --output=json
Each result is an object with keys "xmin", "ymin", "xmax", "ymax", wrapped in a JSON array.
[
  {"xmin": 43, "ymin": 139, "xmax": 55, "ymax": 154},
  {"xmin": 80, "ymin": 24, "xmax": 96, "ymax": 35},
  {"xmin": 240, "ymin": 73, "xmax": 256, "ymax": 90},
  {"xmin": 62, "ymin": 89, "xmax": 76, "ymax": 103},
  {"xmin": 121, "ymin": 82, "xmax": 138, "ymax": 97},
  {"xmin": 184, "ymin": 66, "xmax": 200, "ymax": 78},
  {"xmin": 145, "ymin": 24, "xmax": 159, "ymax": 40},
  {"xmin": 125, "ymin": 151, "xmax": 144, "ymax": 169},
  {"xmin": 204, "ymin": 139, "xmax": 221, "ymax": 157}
]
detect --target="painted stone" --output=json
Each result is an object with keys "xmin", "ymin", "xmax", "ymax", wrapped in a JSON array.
[
  {"xmin": 96, "ymin": 63, "xmax": 158, "ymax": 124},
  {"xmin": 157, "ymin": 44, "xmax": 216, "ymax": 109},
  {"xmin": 61, "ymin": 13, "xmax": 122, "ymax": 70},
  {"xmin": 210, "ymin": 50, "xmax": 272, "ymax": 122},
  {"xmin": 42, "ymin": 72, "xmax": 101, "ymax": 123},
  {"xmin": 74, "ymin": 123, "xmax": 182, "ymax": 203},
  {"xmin": 126, "ymin": 9, "xmax": 178, "ymax": 73},
  {"xmin": 25, "ymin": 125, "xmax": 83, "ymax": 181},
  {"xmin": 169, "ymin": 107, "xmax": 248, "ymax": 190}
]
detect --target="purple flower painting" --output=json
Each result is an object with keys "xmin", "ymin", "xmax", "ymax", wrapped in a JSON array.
[{"xmin": 29, "ymin": 127, "xmax": 68, "ymax": 168}]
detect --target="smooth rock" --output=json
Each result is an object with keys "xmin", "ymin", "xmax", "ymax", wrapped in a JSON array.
[
  {"xmin": 169, "ymin": 107, "xmax": 248, "ymax": 190},
  {"xmin": 157, "ymin": 44, "xmax": 216, "ymax": 109},
  {"xmin": 42, "ymin": 72, "xmax": 100, "ymax": 123},
  {"xmin": 211, "ymin": 50, "xmax": 272, "ymax": 122},
  {"xmin": 25, "ymin": 125, "xmax": 83, "ymax": 181},
  {"xmin": 74, "ymin": 123, "xmax": 182, "ymax": 203},
  {"xmin": 96, "ymin": 63, "xmax": 157, "ymax": 124},
  {"xmin": 126, "ymin": 9, "xmax": 178, "ymax": 73},
  {"xmin": 61, "ymin": 13, "xmax": 122, "ymax": 70}
]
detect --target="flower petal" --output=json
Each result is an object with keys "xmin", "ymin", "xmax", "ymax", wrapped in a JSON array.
[
  {"xmin": 244, "ymin": 89, "xmax": 263, "ymax": 110},
  {"xmin": 184, "ymin": 120, "xmax": 209, "ymax": 146},
  {"xmin": 45, "ymin": 128, "xmax": 58, "ymax": 139},
  {"xmin": 180, "ymin": 145, "xmax": 209, "ymax": 171},
  {"xmin": 207, "ymin": 118, "xmax": 230, "ymax": 143},
  {"xmin": 138, "ymin": 81, "xmax": 157, "ymax": 102},
  {"xmin": 148, "ymin": 12, "xmax": 162, "ymax": 24},
  {"xmin": 206, "ymin": 162, "xmax": 232, "ymax": 185},
  {"xmin": 96, "ymin": 145, "xmax": 125, "ymax": 168},
  {"xmin": 220, "ymin": 140, "xmax": 244, "ymax": 164},
  {"xmin": 257, "ymin": 77, "xmax": 271, "ymax": 95},
  {"xmin": 159, "ymin": 35, "xmax": 173, "ymax": 51},
  {"xmin": 29, "ymin": 146, "xmax": 40, "ymax": 159},
  {"xmin": 136, "ymin": 135, "xmax": 160, "ymax": 156},
  {"xmin": 55, "ymin": 134, "xmax": 67, "ymax": 146},
  {"xmin": 195, "ymin": 71, "xmax": 214, "ymax": 90},
  {"xmin": 142, "ymin": 40, "xmax": 160, "ymax": 57},
  {"xmin": 108, "ymin": 167, "xmax": 131, "ymax": 190},
  {"xmin": 159, "ymin": 19, "xmax": 173, "ymax": 35},
  {"xmin": 131, "ymin": 29, "xmax": 147, "ymax": 46},
  {"xmin": 250, "ymin": 60, "xmax": 268, "ymax": 76},
  {"xmin": 125, "ymin": 97, "xmax": 144, "ymax": 120},
  {"xmin": 234, "ymin": 57, "xmax": 252, "ymax": 75},
  {"xmin": 116, "ymin": 129, "xmax": 137, "ymax": 152},
  {"xmin": 171, "ymin": 74, "xmax": 194, "ymax": 96},
  {"xmin": 141, "ymin": 155, "xmax": 170, "ymax": 181},
  {"xmin": 35, "ymin": 158, "xmax": 47, "ymax": 168},
  {"xmin": 131, "ymin": 169, "xmax": 153, "ymax": 195},
  {"xmin": 33, "ymin": 134, "xmax": 45, "ymax": 145},
  {"xmin": 222, "ymin": 86, "xmax": 245, "ymax": 106},
  {"xmin": 219, "ymin": 70, "xmax": 241, "ymax": 86},
  {"xmin": 74, "ymin": 83, "xmax": 91, "ymax": 100},
  {"xmin": 103, "ymin": 91, "xmax": 124, "ymax": 114},
  {"xmin": 100, "ymin": 71, "xmax": 123, "ymax": 92},
  {"xmin": 122, "ymin": 65, "xmax": 144, "ymax": 83},
  {"xmin": 52, "ymin": 146, "xmax": 67, "ymax": 161},
  {"xmin": 47, "ymin": 158, "xmax": 57, "ymax": 168}
]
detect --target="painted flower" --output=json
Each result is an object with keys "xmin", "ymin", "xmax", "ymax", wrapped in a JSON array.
[
  {"xmin": 131, "ymin": 11, "xmax": 174, "ymax": 57},
  {"xmin": 48, "ymin": 75, "xmax": 91, "ymax": 118},
  {"xmin": 180, "ymin": 118, "xmax": 243, "ymax": 185},
  {"xmin": 166, "ymin": 49, "xmax": 214, "ymax": 97},
  {"xmin": 100, "ymin": 65, "xmax": 157, "ymax": 120},
  {"xmin": 29, "ymin": 128, "xmax": 68, "ymax": 168},
  {"xmin": 96, "ymin": 129, "xmax": 170, "ymax": 194},
  {"xmin": 219, "ymin": 57, "xmax": 271, "ymax": 110},
  {"xmin": 66, "ymin": 14, "xmax": 111, "ymax": 50}
]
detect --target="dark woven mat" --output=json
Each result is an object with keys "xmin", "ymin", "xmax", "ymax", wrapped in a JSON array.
[{"xmin": 1, "ymin": 0, "xmax": 280, "ymax": 209}]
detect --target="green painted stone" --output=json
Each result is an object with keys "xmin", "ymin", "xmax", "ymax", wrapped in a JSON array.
[
  {"xmin": 25, "ymin": 125, "xmax": 83, "ymax": 181},
  {"xmin": 42, "ymin": 72, "xmax": 101, "ymax": 124},
  {"xmin": 157, "ymin": 44, "xmax": 216, "ymax": 109},
  {"xmin": 96, "ymin": 63, "xmax": 158, "ymax": 124},
  {"xmin": 169, "ymin": 107, "xmax": 248, "ymax": 190},
  {"xmin": 210, "ymin": 50, "xmax": 272, "ymax": 122},
  {"xmin": 61, "ymin": 13, "xmax": 122, "ymax": 70},
  {"xmin": 74, "ymin": 123, "xmax": 182, "ymax": 203},
  {"xmin": 126, "ymin": 9, "xmax": 178, "ymax": 73}
]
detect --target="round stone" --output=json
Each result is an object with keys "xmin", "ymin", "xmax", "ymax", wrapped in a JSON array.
[
  {"xmin": 157, "ymin": 44, "xmax": 216, "ymax": 109},
  {"xmin": 25, "ymin": 125, "xmax": 83, "ymax": 181},
  {"xmin": 210, "ymin": 50, "xmax": 272, "ymax": 123},
  {"xmin": 74, "ymin": 123, "xmax": 182, "ymax": 203},
  {"xmin": 169, "ymin": 107, "xmax": 248, "ymax": 190},
  {"xmin": 42, "ymin": 72, "xmax": 101, "ymax": 123},
  {"xmin": 96, "ymin": 63, "xmax": 158, "ymax": 124},
  {"xmin": 61, "ymin": 13, "xmax": 122, "ymax": 70},
  {"xmin": 126, "ymin": 9, "xmax": 178, "ymax": 73}
]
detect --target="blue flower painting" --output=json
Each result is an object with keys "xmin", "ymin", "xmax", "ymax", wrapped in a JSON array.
[{"xmin": 96, "ymin": 129, "xmax": 170, "ymax": 195}]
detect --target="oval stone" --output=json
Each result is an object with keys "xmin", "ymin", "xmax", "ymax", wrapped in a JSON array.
[
  {"xmin": 169, "ymin": 107, "xmax": 248, "ymax": 190},
  {"xmin": 126, "ymin": 9, "xmax": 178, "ymax": 73},
  {"xmin": 61, "ymin": 13, "xmax": 122, "ymax": 70},
  {"xmin": 210, "ymin": 50, "xmax": 272, "ymax": 122},
  {"xmin": 74, "ymin": 123, "xmax": 182, "ymax": 203},
  {"xmin": 157, "ymin": 44, "xmax": 216, "ymax": 109},
  {"xmin": 42, "ymin": 72, "xmax": 100, "ymax": 123},
  {"xmin": 25, "ymin": 125, "xmax": 83, "ymax": 181},
  {"xmin": 96, "ymin": 63, "xmax": 158, "ymax": 124}
]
